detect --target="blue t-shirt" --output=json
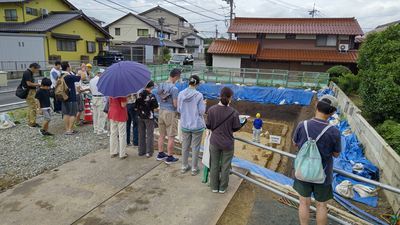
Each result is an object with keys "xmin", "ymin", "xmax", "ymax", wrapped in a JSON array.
[
  {"xmin": 253, "ymin": 118, "xmax": 263, "ymax": 129},
  {"xmin": 158, "ymin": 81, "xmax": 179, "ymax": 112},
  {"xmin": 63, "ymin": 73, "xmax": 81, "ymax": 102},
  {"xmin": 293, "ymin": 118, "xmax": 341, "ymax": 185}
]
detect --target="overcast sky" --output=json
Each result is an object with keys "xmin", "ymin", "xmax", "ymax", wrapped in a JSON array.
[{"xmin": 69, "ymin": 0, "xmax": 400, "ymax": 38}]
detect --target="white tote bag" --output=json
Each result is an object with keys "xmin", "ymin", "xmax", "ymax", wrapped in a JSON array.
[{"xmin": 202, "ymin": 129, "xmax": 212, "ymax": 168}]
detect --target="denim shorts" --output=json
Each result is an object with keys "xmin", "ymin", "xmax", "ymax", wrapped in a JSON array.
[{"xmin": 42, "ymin": 108, "xmax": 51, "ymax": 122}]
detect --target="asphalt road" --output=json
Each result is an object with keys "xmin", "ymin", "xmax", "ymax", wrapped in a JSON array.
[{"xmin": 0, "ymin": 77, "xmax": 44, "ymax": 106}]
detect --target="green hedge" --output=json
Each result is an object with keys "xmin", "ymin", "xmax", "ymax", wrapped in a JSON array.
[
  {"xmin": 376, "ymin": 120, "xmax": 400, "ymax": 155},
  {"xmin": 337, "ymin": 73, "xmax": 360, "ymax": 95}
]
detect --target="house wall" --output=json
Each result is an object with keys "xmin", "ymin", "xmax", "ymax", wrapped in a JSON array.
[
  {"xmin": 183, "ymin": 35, "xmax": 204, "ymax": 58},
  {"xmin": 108, "ymin": 15, "xmax": 156, "ymax": 43},
  {"xmin": 262, "ymin": 39, "xmax": 338, "ymax": 50},
  {"xmin": 0, "ymin": 0, "xmax": 72, "ymax": 23},
  {"xmin": 213, "ymin": 55, "xmax": 241, "ymax": 68},
  {"xmin": 141, "ymin": 9, "xmax": 194, "ymax": 40},
  {"xmin": 241, "ymin": 59, "xmax": 352, "ymax": 72},
  {"xmin": 0, "ymin": 33, "xmax": 46, "ymax": 71},
  {"xmin": 46, "ymin": 18, "xmax": 107, "ymax": 61}
]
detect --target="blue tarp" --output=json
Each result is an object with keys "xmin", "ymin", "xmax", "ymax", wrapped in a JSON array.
[{"xmin": 163, "ymin": 82, "xmax": 315, "ymax": 106}]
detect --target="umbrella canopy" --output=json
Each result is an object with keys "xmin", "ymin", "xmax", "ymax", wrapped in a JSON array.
[{"xmin": 97, "ymin": 61, "xmax": 151, "ymax": 97}]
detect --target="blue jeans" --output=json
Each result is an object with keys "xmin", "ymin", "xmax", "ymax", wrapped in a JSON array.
[{"xmin": 126, "ymin": 103, "xmax": 138, "ymax": 145}]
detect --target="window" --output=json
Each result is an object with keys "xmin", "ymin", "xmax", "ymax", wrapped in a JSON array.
[
  {"xmin": 4, "ymin": 9, "xmax": 17, "ymax": 21},
  {"xmin": 56, "ymin": 40, "xmax": 76, "ymax": 51},
  {"xmin": 316, "ymin": 35, "xmax": 337, "ymax": 47},
  {"xmin": 187, "ymin": 38, "xmax": 196, "ymax": 45},
  {"xmin": 115, "ymin": 28, "xmax": 121, "ymax": 36},
  {"xmin": 137, "ymin": 29, "xmax": 149, "ymax": 37},
  {"xmin": 26, "ymin": 7, "xmax": 38, "ymax": 16},
  {"xmin": 87, "ymin": 41, "xmax": 96, "ymax": 53},
  {"xmin": 285, "ymin": 34, "xmax": 296, "ymax": 39}
]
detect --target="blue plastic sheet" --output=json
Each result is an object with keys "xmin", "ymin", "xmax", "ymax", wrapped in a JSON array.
[
  {"xmin": 232, "ymin": 157, "xmax": 294, "ymax": 186},
  {"xmin": 157, "ymin": 82, "xmax": 315, "ymax": 106}
]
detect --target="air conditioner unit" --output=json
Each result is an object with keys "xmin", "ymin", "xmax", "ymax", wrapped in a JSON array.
[
  {"xmin": 41, "ymin": 8, "xmax": 49, "ymax": 16},
  {"xmin": 339, "ymin": 44, "xmax": 349, "ymax": 52}
]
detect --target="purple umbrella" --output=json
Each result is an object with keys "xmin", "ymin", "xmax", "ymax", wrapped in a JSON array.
[{"xmin": 97, "ymin": 61, "xmax": 151, "ymax": 97}]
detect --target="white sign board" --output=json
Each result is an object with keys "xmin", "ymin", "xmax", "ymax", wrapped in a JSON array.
[{"xmin": 270, "ymin": 135, "xmax": 282, "ymax": 144}]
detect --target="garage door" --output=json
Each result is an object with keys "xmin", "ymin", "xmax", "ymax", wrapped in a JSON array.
[{"xmin": 0, "ymin": 35, "xmax": 46, "ymax": 71}]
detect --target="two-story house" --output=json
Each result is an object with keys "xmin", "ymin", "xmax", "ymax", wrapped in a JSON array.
[
  {"xmin": 208, "ymin": 17, "xmax": 363, "ymax": 72},
  {"xmin": 0, "ymin": 0, "xmax": 111, "ymax": 67},
  {"xmin": 139, "ymin": 6, "xmax": 197, "ymax": 41},
  {"xmin": 177, "ymin": 33, "xmax": 205, "ymax": 59}
]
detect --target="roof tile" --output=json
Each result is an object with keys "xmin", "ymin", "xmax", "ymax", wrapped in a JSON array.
[
  {"xmin": 257, "ymin": 48, "xmax": 358, "ymax": 63},
  {"xmin": 208, "ymin": 39, "xmax": 259, "ymax": 55},
  {"xmin": 229, "ymin": 17, "xmax": 363, "ymax": 35}
]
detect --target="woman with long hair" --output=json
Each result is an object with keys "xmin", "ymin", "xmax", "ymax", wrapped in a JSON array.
[{"xmin": 206, "ymin": 87, "xmax": 246, "ymax": 193}]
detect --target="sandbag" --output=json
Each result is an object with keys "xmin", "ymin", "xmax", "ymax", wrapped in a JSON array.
[{"xmin": 335, "ymin": 180, "xmax": 354, "ymax": 198}]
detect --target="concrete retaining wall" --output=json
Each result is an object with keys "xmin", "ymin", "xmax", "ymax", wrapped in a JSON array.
[{"xmin": 330, "ymin": 83, "xmax": 400, "ymax": 211}]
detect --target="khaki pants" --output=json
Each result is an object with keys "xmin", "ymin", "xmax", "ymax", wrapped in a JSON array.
[
  {"xmin": 110, "ymin": 120, "xmax": 127, "ymax": 157},
  {"xmin": 26, "ymin": 89, "xmax": 37, "ymax": 126},
  {"xmin": 158, "ymin": 110, "xmax": 178, "ymax": 137},
  {"xmin": 92, "ymin": 97, "xmax": 106, "ymax": 133}
]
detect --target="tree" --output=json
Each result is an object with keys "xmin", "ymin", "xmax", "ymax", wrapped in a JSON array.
[
  {"xmin": 358, "ymin": 24, "xmax": 400, "ymax": 124},
  {"xmin": 326, "ymin": 65, "xmax": 351, "ymax": 77}
]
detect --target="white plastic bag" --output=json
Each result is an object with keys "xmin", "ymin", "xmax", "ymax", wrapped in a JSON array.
[
  {"xmin": 335, "ymin": 180, "xmax": 354, "ymax": 198},
  {"xmin": 202, "ymin": 130, "xmax": 211, "ymax": 168},
  {"xmin": 353, "ymin": 184, "xmax": 378, "ymax": 198},
  {"xmin": 0, "ymin": 113, "xmax": 16, "ymax": 130}
]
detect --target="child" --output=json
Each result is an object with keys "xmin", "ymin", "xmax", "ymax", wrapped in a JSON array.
[
  {"xmin": 35, "ymin": 78, "xmax": 53, "ymax": 136},
  {"xmin": 253, "ymin": 113, "xmax": 263, "ymax": 143}
]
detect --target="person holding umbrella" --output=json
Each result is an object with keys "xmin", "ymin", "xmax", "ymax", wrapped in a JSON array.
[{"xmin": 97, "ymin": 61, "xmax": 152, "ymax": 159}]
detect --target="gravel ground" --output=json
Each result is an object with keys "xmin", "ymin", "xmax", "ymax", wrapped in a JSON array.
[{"xmin": 0, "ymin": 111, "xmax": 109, "ymax": 192}]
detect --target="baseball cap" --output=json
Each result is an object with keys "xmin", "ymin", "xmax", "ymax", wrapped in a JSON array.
[
  {"xmin": 86, "ymin": 63, "xmax": 93, "ymax": 68},
  {"xmin": 319, "ymin": 95, "xmax": 338, "ymax": 109}
]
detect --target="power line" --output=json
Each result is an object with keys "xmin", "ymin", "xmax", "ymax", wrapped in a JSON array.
[
  {"xmin": 179, "ymin": 0, "xmax": 226, "ymax": 17},
  {"xmin": 162, "ymin": 0, "xmax": 221, "ymax": 21},
  {"xmin": 191, "ymin": 19, "xmax": 226, "ymax": 24},
  {"xmin": 92, "ymin": 0, "xmax": 128, "ymax": 14},
  {"xmin": 103, "ymin": 0, "xmax": 139, "ymax": 13}
]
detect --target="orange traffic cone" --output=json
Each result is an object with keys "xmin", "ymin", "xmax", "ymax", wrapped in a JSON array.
[{"xmin": 84, "ymin": 98, "xmax": 93, "ymax": 123}]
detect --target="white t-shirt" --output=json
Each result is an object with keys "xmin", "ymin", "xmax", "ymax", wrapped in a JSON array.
[
  {"xmin": 89, "ymin": 76, "xmax": 103, "ymax": 96},
  {"xmin": 50, "ymin": 68, "xmax": 61, "ymax": 88}
]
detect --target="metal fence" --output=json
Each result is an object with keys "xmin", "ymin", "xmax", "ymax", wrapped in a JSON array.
[
  {"xmin": 149, "ymin": 65, "xmax": 330, "ymax": 88},
  {"xmin": 0, "ymin": 60, "xmax": 95, "ymax": 72}
]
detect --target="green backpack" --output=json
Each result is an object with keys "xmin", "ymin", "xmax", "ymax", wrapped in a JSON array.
[{"xmin": 294, "ymin": 120, "xmax": 332, "ymax": 184}]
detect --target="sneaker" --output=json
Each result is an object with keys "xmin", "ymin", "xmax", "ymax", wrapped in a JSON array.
[
  {"xmin": 29, "ymin": 123, "xmax": 41, "ymax": 128},
  {"xmin": 156, "ymin": 152, "xmax": 168, "ymax": 161},
  {"xmin": 181, "ymin": 165, "xmax": 191, "ymax": 174},
  {"xmin": 165, "ymin": 155, "xmax": 179, "ymax": 165},
  {"xmin": 127, "ymin": 143, "xmax": 133, "ymax": 146},
  {"xmin": 146, "ymin": 153, "xmax": 152, "ymax": 158},
  {"xmin": 44, "ymin": 131, "xmax": 54, "ymax": 136},
  {"xmin": 191, "ymin": 169, "xmax": 199, "ymax": 176},
  {"xmin": 39, "ymin": 129, "xmax": 45, "ymax": 136},
  {"xmin": 219, "ymin": 190, "xmax": 226, "ymax": 194},
  {"xmin": 120, "ymin": 154, "xmax": 128, "ymax": 160},
  {"xmin": 110, "ymin": 153, "xmax": 118, "ymax": 158},
  {"xmin": 212, "ymin": 190, "xmax": 219, "ymax": 193}
]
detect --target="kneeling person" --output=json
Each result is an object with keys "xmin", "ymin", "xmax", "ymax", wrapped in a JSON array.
[{"xmin": 35, "ymin": 78, "xmax": 53, "ymax": 136}]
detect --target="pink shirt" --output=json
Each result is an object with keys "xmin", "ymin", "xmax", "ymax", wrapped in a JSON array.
[{"xmin": 108, "ymin": 97, "xmax": 128, "ymax": 122}]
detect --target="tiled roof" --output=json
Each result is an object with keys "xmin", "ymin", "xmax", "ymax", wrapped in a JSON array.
[
  {"xmin": 139, "ymin": 6, "xmax": 187, "ymax": 22},
  {"xmin": 208, "ymin": 39, "xmax": 259, "ymax": 55},
  {"xmin": 135, "ymin": 37, "xmax": 184, "ymax": 48},
  {"xmin": 257, "ymin": 48, "xmax": 358, "ymax": 63},
  {"xmin": 0, "ymin": 12, "xmax": 80, "ymax": 32},
  {"xmin": 228, "ymin": 17, "xmax": 363, "ymax": 35},
  {"xmin": 0, "ymin": 11, "xmax": 112, "ymax": 38}
]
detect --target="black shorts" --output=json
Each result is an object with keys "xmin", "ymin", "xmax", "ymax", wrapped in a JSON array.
[
  {"xmin": 293, "ymin": 179, "xmax": 333, "ymax": 202},
  {"xmin": 62, "ymin": 101, "xmax": 78, "ymax": 116}
]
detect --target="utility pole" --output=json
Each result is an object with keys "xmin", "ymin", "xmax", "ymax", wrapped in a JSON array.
[
  {"xmin": 223, "ymin": 0, "xmax": 234, "ymax": 39},
  {"xmin": 308, "ymin": 3, "xmax": 319, "ymax": 18},
  {"xmin": 215, "ymin": 25, "xmax": 219, "ymax": 39}
]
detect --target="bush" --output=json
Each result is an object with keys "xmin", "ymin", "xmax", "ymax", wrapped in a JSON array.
[
  {"xmin": 160, "ymin": 47, "xmax": 171, "ymax": 63},
  {"xmin": 358, "ymin": 24, "xmax": 400, "ymax": 123},
  {"xmin": 337, "ymin": 73, "xmax": 360, "ymax": 95},
  {"xmin": 327, "ymin": 65, "xmax": 352, "ymax": 77},
  {"xmin": 376, "ymin": 120, "xmax": 400, "ymax": 155}
]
